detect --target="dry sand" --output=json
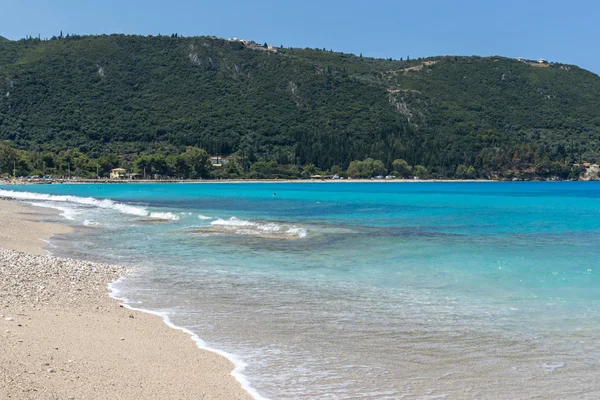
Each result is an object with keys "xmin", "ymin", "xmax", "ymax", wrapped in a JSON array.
[{"xmin": 0, "ymin": 200, "xmax": 253, "ymax": 400}]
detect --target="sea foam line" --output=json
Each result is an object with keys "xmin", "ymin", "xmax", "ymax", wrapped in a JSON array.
[
  {"xmin": 108, "ymin": 276, "xmax": 269, "ymax": 400},
  {"xmin": 28, "ymin": 201, "xmax": 80, "ymax": 220},
  {"xmin": 0, "ymin": 189, "xmax": 179, "ymax": 220},
  {"xmin": 210, "ymin": 216, "xmax": 307, "ymax": 238}
]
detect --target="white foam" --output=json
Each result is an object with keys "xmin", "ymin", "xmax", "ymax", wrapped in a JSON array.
[
  {"xmin": 0, "ymin": 189, "xmax": 178, "ymax": 220},
  {"xmin": 208, "ymin": 217, "xmax": 307, "ymax": 238},
  {"xmin": 108, "ymin": 277, "xmax": 268, "ymax": 400},
  {"xmin": 211, "ymin": 216, "xmax": 256, "ymax": 228},
  {"xmin": 286, "ymin": 227, "xmax": 308, "ymax": 238},
  {"xmin": 39, "ymin": 238, "xmax": 54, "ymax": 255},
  {"xmin": 28, "ymin": 201, "xmax": 79, "ymax": 220},
  {"xmin": 543, "ymin": 362, "xmax": 566, "ymax": 372},
  {"xmin": 83, "ymin": 220, "xmax": 99, "ymax": 226},
  {"xmin": 198, "ymin": 214, "xmax": 213, "ymax": 220},
  {"xmin": 149, "ymin": 212, "xmax": 180, "ymax": 221}
]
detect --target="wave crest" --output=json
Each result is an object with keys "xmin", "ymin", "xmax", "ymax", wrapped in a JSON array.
[
  {"xmin": 0, "ymin": 189, "xmax": 179, "ymax": 220},
  {"xmin": 206, "ymin": 217, "xmax": 307, "ymax": 239},
  {"xmin": 149, "ymin": 212, "xmax": 180, "ymax": 221}
]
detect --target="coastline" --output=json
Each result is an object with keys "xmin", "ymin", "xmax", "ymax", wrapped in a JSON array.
[
  {"xmin": 3, "ymin": 177, "xmax": 595, "ymax": 186},
  {"xmin": 3, "ymin": 178, "xmax": 497, "ymax": 185},
  {"xmin": 0, "ymin": 200, "xmax": 253, "ymax": 400}
]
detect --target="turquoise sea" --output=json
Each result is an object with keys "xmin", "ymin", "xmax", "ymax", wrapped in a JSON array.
[{"xmin": 1, "ymin": 182, "xmax": 600, "ymax": 399}]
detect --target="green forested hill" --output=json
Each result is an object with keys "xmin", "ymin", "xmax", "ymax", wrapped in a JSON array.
[{"xmin": 1, "ymin": 34, "xmax": 599, "ymax": 179}]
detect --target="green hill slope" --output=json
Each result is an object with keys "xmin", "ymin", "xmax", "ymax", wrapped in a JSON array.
[{"xmin": 1, "ymin": 34, "xmax": 599, "ymax": 179}]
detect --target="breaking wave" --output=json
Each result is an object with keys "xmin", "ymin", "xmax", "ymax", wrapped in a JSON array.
[
  {"xmin": 27, "ymin": 201, "xmax": 80, "ymax": 220},
  {"xmin": 149, "ymin": 212, "xmax": 180, "ymax": 221},
  {"xmin": 0, "ymin": 189, "xmax": 179, "ymax": 220},
  {"xmin": 207, "ymin": 217, "xmax": 307, "ymax": 238}
]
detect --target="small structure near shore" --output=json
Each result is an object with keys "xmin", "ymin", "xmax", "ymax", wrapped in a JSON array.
[
  {"xmin": 109, "ymin": 168, "xmax": 127, "ymax": 179},
  {"xmin": 210, "ymin": 156, "xmax": 231, "ymax": 168}
]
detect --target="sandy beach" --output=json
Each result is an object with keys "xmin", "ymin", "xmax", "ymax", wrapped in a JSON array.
[{"xmin": 0, "ymin": 200, "xmax": 252, "ymax": 400}]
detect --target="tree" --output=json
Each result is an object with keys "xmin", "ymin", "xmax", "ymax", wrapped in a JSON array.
[
  {"xmin": 455, "ymin": 164, "xmax": 478, "ymax": 179},
  {"xmin": 0, "ymin": 143, "xmax": 17, "ymax": 175},
  {"xmin": 346, "ymin": 158, "xmax": 386, "ymax": 178},
  {"xmin": 249, "ymin": 160, "xmax": 277, "ymax": 178},
  {"xmin": 466, "ymin": 166, "xmax": 477, "ymax": 179},
  {"xmin": 96, "ymin": 154, "xmax": 120, "ymax": 178},
  {"xmin": 366, "ymin": 158, "xmax": 387, "ymax": 177},
  {"xmin": 224, "ymin": 159, "xmax": 241, "ymax": 177},
  {"xmin": 392, "ymin": 159, "xmax": 412, "ymax": 178},
  {"xmin": 166, "ymin": 154, "xmax": 190, "ymax": 178},
  {"xmin": 331, "ymin": 165, "xmax": 343, "ymax": 176},
  {"xmin": 301, "ymin": 163, "xmax": 317, "ymax": 178},
  {"xmin": 455, "ymin": 164, "xmax": 468, "ymax": 179},
  {"xmin": 134, "ymin": 154, "xmax": 168, "ymax": 177},
  {"xmin": 346, "ymin": 161, "xmax": 363, "ymax": 178},
  {"xmin": 412, "ymin": 165, "xmax": 429, "ymax": 179},
  {"xmin": 181, "ymin": 147, "xmax": 212, "ymax": 178}
]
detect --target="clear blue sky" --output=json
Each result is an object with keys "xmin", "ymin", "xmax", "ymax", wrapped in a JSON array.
[{"xmin": 2, "ymin": 0, "xmax": 598, "ymax": 74}]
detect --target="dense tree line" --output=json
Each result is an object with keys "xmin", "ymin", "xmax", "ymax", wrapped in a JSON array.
[
  {"xmin": 0, "ymin": 142, "xmax": 587, "ymax": 181},
  {"xmin": 0, "ymin": 34, "xmax": 599, "ymax": 180},
  {"xmin": 0, "ymin": 143, "xmax": 213, "ymax": 179}
]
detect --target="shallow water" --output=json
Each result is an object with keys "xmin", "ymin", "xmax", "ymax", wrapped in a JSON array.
[{"xmin": 2, "ymin": 182, "xmax": 600, "ymax": 399}]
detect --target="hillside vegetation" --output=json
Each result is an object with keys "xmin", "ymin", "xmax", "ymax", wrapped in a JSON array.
[{"xmin": 1, "ymin": 34, "xmax": 599, "ymax": 179}]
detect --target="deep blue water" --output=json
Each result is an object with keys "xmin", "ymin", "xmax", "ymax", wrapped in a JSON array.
[{"xmin": 2, "ymin": 182, "xmax": 600, "ymax": 399}]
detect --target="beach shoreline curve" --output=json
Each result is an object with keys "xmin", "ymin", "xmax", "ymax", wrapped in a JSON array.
[{"xmin": 0, "ymin": 199, "xmax": 255, "ymax": 400}]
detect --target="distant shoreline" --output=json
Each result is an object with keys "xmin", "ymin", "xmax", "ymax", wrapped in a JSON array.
[{"xmin": 2, "ymin": 178, "xmax": 592, "ymax": 186}]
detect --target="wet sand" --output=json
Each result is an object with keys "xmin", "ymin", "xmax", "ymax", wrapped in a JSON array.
[
  {"xmin": 0, "ymin": 200, "xmax": 253, "ymax": 400},
  {"xmin": 0, "ymin": 199, "xmax": 73, "ymax": 255}
]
